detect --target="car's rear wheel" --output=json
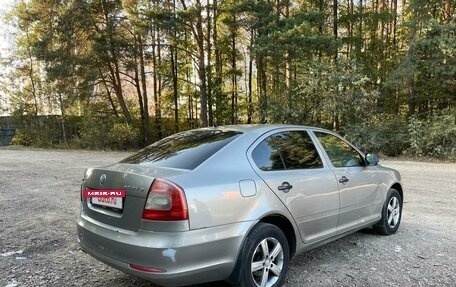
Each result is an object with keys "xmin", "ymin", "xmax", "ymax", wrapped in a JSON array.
[
  {"xmin": 237, "ymin": 223, "xmax": 289, "ymax": 287},
  {"xmin": 374, "ymin": 188, "xmax": 402, "ymax": 235}
]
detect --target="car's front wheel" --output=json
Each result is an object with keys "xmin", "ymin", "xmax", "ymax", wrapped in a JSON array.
[
  {"xmin": 238, "ymin": 222, "xmax": 290, "ymax": 287},
  {"xmin": 374, "ymin": 188, "xmax": 402, "ymax": 235}
]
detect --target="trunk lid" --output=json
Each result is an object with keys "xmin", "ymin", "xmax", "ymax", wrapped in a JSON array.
[{"xmin": 81, "ymin": 163, "xmax": 188, "ymax": 232}]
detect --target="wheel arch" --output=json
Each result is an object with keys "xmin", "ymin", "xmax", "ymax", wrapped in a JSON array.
[
  {"xmin": 226, "ymin": 214, "xmax": 297, "ymax": 285},
  {"xmin": 391, "ymin": 182, "xmax": 404, "ymax": 202},
  {"xmin": 259, "ymin": 214, "xmax": 297, "ymax": 258}
]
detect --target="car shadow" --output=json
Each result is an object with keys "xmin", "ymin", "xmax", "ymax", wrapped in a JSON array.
[
  {"xmin": 94, "ymin": 275, "xmax": 231, "ymax": 287},
  {"xmin": 93, "ymin": 228, "xmax": 382, "ymax": 287}
]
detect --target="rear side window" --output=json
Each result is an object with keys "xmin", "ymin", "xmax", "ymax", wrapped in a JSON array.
[
  {"xmin": 315, "ymin": 132, "xmax": 365, "ymax": 168},
  {"xmin": 251, "ymin": 137, "xmax": 285, "ymax": 171},
  {"xmin": 121, "ymin": 130, "xmax": 242, "ymax": 170},
  {"xmin": 252, "ymin": 131, "xmax": 323, "ymax": 171}
]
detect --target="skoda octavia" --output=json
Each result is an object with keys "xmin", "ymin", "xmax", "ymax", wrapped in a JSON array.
[{"xmin": 77, "ymin": 125, "xmax": 403, "ymax": 287}]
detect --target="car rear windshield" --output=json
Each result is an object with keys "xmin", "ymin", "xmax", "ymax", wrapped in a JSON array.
[{"xmin": 120, "ymin": 129, "xmax": 242, "ymax": 170}]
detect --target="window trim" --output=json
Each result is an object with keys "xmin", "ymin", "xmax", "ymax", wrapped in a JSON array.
[
  {"xmin": 247, "ymin": 128, "xmax": 328, "ymax": 172},
  {"xmin": 309, "ymin": 130, "xmax": 367, "ymax": 169}
]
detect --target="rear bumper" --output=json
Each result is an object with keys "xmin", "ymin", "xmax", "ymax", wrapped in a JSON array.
[{"xmin": 77, "ymin": 212, "xmax": 252, "ymax": 286}]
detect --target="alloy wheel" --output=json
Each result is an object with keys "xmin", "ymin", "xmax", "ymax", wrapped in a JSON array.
[
  {"xmin": 387, "ymin": 196, "xmax": 401, "ymax": 228},
  {"xmin": 250, "ymin": 237, "xmax": 284, "ymax": 287}
]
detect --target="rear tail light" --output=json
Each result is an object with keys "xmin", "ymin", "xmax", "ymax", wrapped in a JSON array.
[{"xmin": 142, "ymin": 178, "xmax": 188, "ymax": 221}]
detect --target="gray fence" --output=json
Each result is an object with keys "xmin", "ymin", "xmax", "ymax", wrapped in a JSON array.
[{"xmin": 0, "ymin": 116, "xmax": 16, "ymax": 146}]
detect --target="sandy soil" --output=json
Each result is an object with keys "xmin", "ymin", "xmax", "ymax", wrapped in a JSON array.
[{"xmin": 1, "ymin": 147, "xmax": 455, "ymax": 287}]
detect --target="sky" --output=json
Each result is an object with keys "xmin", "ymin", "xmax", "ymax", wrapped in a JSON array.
[
  {"xmin": 0, "ymin": 0, "xmax": 14, "ymax": 115},
  {"xmin": 0, "ymin": 0, "xmax": 15, "ymax": 58}
]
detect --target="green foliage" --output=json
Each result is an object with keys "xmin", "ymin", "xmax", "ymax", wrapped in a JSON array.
[
  {"xmin": 74, "ymin": 103, "xmax": 140, "ymax": 150},
  {"xmin": 11, "ymin": 104, "xmax": 140, "ymax": 150},
  {"xmin": 3, "ymin": 0, "xmax": 455, "ymax": 159},
  {"xmin": 408, "ymin": 111, "xmax": 456, "ymax": 160},
  {"xmin": 268, "ymin": 59, "xmax": 377, "ymax": 126},
  {"xmin": 11, "ymin": 113, "xmax": 75, "ymax": 148},
  {"xmin": 343, "ymin": 115, "xmax": 409, "ymax": 157},
  {"xmin": 344, "ymin": 110, "xmax": 456, "ymax": 161}
]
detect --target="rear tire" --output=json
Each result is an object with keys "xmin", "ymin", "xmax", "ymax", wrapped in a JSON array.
[
  {"xmin": 374, "ymin": 188, "xmax": 402, "ymax": 235},
  {"xmin": 237, "ymin": 223, "xmax": 290, "ymax": 287}
]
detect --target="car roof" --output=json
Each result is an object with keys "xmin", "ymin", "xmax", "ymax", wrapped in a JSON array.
[{"xmin": 202, "ymin": 124, "xmax": 331, "ymax": 135}]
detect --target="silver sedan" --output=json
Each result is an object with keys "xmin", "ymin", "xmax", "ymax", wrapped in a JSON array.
[{"xmin": 77, "ymin": 124, "xmax": 403, "ymax": 287}]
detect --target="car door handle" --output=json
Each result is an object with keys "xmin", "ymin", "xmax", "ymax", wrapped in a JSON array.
[
  {"xmin": 339, "ymin": 176, "xmax": 349, "ymax": 184},
  {"xmin": 278, "ymin": 182, "xmax": 293, "ymax": 193}
]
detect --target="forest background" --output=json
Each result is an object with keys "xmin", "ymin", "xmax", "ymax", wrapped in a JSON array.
[{"xmin": 0, "ymin": 0, "xmax": 454, "ymax": 160}]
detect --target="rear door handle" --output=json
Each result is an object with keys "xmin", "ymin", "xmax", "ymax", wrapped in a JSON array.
[
  {"xmin": 339, "ymin": 176, "xmax": 349, "ymax": 184},
  {"xmin": 278, "ymin": 182, "xmax": 293, "ymax": 193}
]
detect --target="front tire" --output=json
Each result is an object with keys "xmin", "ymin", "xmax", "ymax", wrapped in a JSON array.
[
  {"xmin": 374, "ymin": 188, "xmax": 402, "ymax": 235},
  {"xmin": 238, "ymin": 223, "xmax": 290, "ymax": 287}
]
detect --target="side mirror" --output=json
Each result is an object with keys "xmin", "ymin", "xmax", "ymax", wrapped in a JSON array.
[{"xmin": 365, "ymin": 153, "xmax": 379, "ymax": 166}]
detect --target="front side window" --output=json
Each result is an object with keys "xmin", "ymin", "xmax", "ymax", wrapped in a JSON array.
[
  {"xmin": 315, "ymin": 132, "xmax": 365, "ymax": 168},
  {"xmin": 252, "ymin": 131, "xmax": 323, "ymax": 171},
  {"xmin": 121, "ymin": 129, "xmax": 242, "ymax": 170}
]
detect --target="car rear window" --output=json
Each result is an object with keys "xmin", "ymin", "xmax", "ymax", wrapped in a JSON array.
[{"xmin": 120, "ymin": 129, "xmax": 242, "ymax": 170}]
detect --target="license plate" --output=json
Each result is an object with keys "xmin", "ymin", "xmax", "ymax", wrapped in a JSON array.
[{"xmin": 91, "ymin": 197, "xmax": 123, "ymax": 209}]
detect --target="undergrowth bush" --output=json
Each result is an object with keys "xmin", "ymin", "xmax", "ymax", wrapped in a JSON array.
[
  {"xmin": 344, "ymin": 111, "xmax": 456, "ymax": 161},
  {"xmin": 12, "ymin": 112, "xmax": 140, "ymax": 150},
  {"xmin": 73, "ymin": 113, "xmax": 140, "ymax": 150},
  {"xmin": 343, "ymin": 114, "xmax": 409, "ymax": 156},
  {"xmin": 10, "ymin": 108, "xmax": 456, "ymax": 161},
  {"xmin": 407, "ymin": 113, "xmax": 456, "ymax": 160}
]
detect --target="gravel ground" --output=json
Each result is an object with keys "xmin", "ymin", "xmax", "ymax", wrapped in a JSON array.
[{"xmin": 1, "ymin": 147, "xmax": 455, "ymax": 287}]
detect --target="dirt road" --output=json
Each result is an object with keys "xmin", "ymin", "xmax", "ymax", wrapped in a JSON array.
[{"xmin": 1, "ymin": 148, "xmax": 455, "ymax": 287}]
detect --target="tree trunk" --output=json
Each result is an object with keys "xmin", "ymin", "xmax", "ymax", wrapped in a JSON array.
[
  {"xmin": 181, "ymin": 0, "xmax": 208, "ymax": 127},
  {"xmin": 231, "ymin": 13, "xmax": 237, "ymax": 125},
  {"xmin": 285, "ymin": 1, "xmax": 292, "ymax": 110},
  {"xmin": 393, "ymin": 0, "xmax": 398, "ymax": 47},
  {"xmin": 132, "ymin": 45, "xmax": 145, "ymax": 144},
  {"xmin": 196, "ymin": 2, "xmax": 208, "ymax": 127},
  {"xmin": 206, "ymin": 0, "xmax": 213, "ymax": 126},
  {"xmin": 107, "ymin": 61, "xmax": 133, "ymax": 125},
  {"xmin": 349, "ymin": 0, "xmax": 354, "ymax": 55},
  {"xmin": 444, "ymin": 0, "xmax": 452, "ymax": 23},
  {"xmin": 152, "ymin": 27, "xmax": 160, "ymax": 139},
  {"xmin": 26, "ymin": 40, "xmax": 39, "ymax": 116},
  {"xmin": 101, "ymin": 0, "xmax": 133, "ymax": 125},
  {"xmin": 258, "ymin": 55, "xmax": 267, "ymax": 123},
  {"xmin": 138, "ymin": 34, "xmax": 151, "ymax": 144},
  {"xmin": 99, "ymin": 70, "xmax": 119, "ymax": 117},
  {"xmin": 358, "ymin": 0, "xmax": 363, "ymax": 55},
  {"xmin": 58, "ymin": 93, "xmax": 67, "ymax": 146},
  {"xmin": 170, "ymin": 44, "xmax": 179, "ymax": 132},
  {"xmin": 406, "ymin": 3, "xmax": 418, "ymax": 117},
  {"xmin": 333, "ymin": 0, "xmax": 338, "ymax": 62},
  {"xmin": 156, "ymin": 24, "xmax": 163, "ymax": 139},
  {"xmin": 171, "ymin": 0, "xmax": 179, "ymax": 133},
  {"xmin": 213, "ymin": 0, "xmax": 222, "ymax": 125},
  {"xmin": 333, "ymin": 0, "xmax": 338, "ymax": 130},
  {"xmin": 247, "ymin": 30, "xmax": 254, "ymax": 124}
]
